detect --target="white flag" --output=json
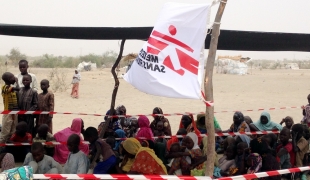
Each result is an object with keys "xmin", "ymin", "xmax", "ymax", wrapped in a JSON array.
[{"xmin": 124, "ymin": 2, "xmax": 210, "ymax": 99}]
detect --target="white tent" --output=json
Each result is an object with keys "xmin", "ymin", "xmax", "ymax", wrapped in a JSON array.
[
  {"xmin": 77, "ymin": 61, "xmax": 97, "ymax": 71},
  {"xmin": 216, "ymin": 56, "xmax": 249, "ymax": 75}
]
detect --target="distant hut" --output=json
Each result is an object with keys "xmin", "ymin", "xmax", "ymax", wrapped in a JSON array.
[
  {"xmin": 121, "ymin": 53, "xmax": 138, "ymax": 72},
  {"xmin": 285, "ymin": 63, "xmax": 299, "ymax": 70},
  {"xmin": 217, "ymin": 55, "xmax": 250, "ymax": 75}
]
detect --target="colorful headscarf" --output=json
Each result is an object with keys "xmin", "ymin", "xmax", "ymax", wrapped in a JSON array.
[
  {"xmin": 247, "ymin": 153, "xmax": 262, "ymax": 174},
  {"xmin": 136, "ymin": 115, "xmax": 154, "ymax": 141},
  {"xmin": 253, "ymin": 112, "xmax": 283, "ymax": 131},
  {"xmin": 122, "ymin": 138, "xmax": 142, "ymax": 155},
  {"xmin": 114, "ymin": 129, "xmax": 126, "ymax": 151}
]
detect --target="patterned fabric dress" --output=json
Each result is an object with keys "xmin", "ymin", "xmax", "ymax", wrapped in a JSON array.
[{"xmin": 37, "ymin": 92, "xmax": 54, "ymax": 133}]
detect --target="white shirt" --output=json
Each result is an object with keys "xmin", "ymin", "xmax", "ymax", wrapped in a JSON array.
[{"xmin": 15, "ymin": 73, "xmax": 38, "ymax": 91}]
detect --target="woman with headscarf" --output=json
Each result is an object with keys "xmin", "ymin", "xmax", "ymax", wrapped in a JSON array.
[
  {"xmin": 150, "ymin": 107, "xmax": 172, "ymax": 136},
  {"xmin": 70, "ymin": 69, "xmax": 81, "ymax": 98},
  {"xmin": 250, "ymin": 112, "xmax": 283, "ymax": 131},
  {"xmin": 168, "ymin": 132, "xmax": 206, "ymax": 175},
  {"xmin": 53, "ymin": 118, "xmax": 89, "ymax": 164},
  {"xmin": 121, "ymin": 138, "xmax": 167, "ymax": 175},
  {"xmin": 136, "ymin": 115, "xmax": 154, "ymax": 141},
  {"xmin": 223, "ymin": 111, "xmax": 250, "ymax": 133},
  {"xmin": 196, "ymin": 114, "xmax": 221, "ymax": 134}
]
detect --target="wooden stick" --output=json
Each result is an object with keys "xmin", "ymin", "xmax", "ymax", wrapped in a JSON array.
[
  {"xmin": 99, "ymin": 39, "xmax": 126, "ymax": 139},
  {"xmin": 204, "ymin": 0, "xmax": 227, "ymax": 176}
]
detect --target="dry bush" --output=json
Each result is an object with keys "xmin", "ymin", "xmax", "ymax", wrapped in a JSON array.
[{"xmin": 48, "ymin": 68, "xmax": 70, "ymax": 92}]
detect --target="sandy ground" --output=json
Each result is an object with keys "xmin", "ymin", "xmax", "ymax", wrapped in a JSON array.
[{"xmin": 1, "ymin": 67, "xmax": 309, "ymax": 134}]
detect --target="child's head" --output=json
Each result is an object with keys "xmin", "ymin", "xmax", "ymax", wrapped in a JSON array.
[
  {"xmin": 37, "ymin": 124, "xmax": 49, "ymax": 138},
  {"xmin": 19, "ymin": 59, "xmax": 29, "ymax": 75},
  {"xmin": 225, "ymin": 145, "xmax": 236, "ymax": 160},
  {"xmin": 106, "ymin": 136, "xmax": 116, "ymax": 149},
  {"xmin": 170, "ymin": 143, "xmax": 181, "ymax": 153},
  {"xmin": 1, "ymin": 72, "xmax": 15, "ymax": 85},
  {"xmin": 236, "ymin": 142, "xmax": 248, "ymax": 156},
  {"xmin": 177, "ymin": 128, "xmax": 187, "ymax": 141},
  {"xmin": 84, "ymin": 127, "xmax": 99, "ymax": 143},
  {"xmin": 283, "ymin": 116, "xmax": 294, "ymax": 129},
  {"xmin": 22, "ymin": 74, "xmax": 32, "ymax": 88},
  {"xmin": 244, "ymin": 116, "xmax": 253, "ymax": 125},
  {"xmin": 140, "ymin": 140, "xmax": 154, "ymax": 149},
  {"xmin": 279, "ymin": 128, "xmax": 291, "ymax": 144},
  {"xmin": 182, "ymin": 136, "xmax": 194, "ymax": 150},
  {"xmin": 31, "ymin": 142, "xmax": 45, "ymax": 162},
  {"xmin": 156, "ymin": 121, "xmax": 164, "ymax": 131},
  {"xmin": 67, "ymin": 134, "xmax": 80, "ymax": 153},
  {"xmin": 292, "ymin": 124, "xmax": 304, "ymax": 140},
  {"xmin": 307, "ymin": 94, "xmax": 310, "ymax": 104},
  {"xmin": 40, "ymin": 79, "xmax": 50, "ymax": 91},
  {"xmin": 16, "ymin": 121, "xmax": 27, "ymax": 137}
]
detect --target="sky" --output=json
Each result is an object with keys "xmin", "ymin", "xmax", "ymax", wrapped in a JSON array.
[{"xmin": 0, "ymin": 0, "xmax": 309, "ymax": 60}]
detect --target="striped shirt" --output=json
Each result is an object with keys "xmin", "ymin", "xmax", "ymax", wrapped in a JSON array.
[{"xmin": 1, "ymin": 85, "xmax": 19, "ymax": 111}]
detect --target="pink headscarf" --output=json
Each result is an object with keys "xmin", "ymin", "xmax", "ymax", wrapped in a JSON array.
[
  {"xmin": 136, "ymin": 115, "xmax": 154, "ymax": 141},
  {"xmin": 53, "ymin": 118, "xmax": 89, "ymax": 164}
]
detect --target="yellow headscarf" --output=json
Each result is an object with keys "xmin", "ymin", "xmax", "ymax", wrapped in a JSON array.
[
  {"xmin": 136, "ymin": 147, "xmax": 168, "ymax": 174},
  {"xmin": 122, "ymin": 138, "xmax": 141, "ymax": 155}
]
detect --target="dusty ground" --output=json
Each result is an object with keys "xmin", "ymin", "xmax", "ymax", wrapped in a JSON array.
[{"xmin": 1, "ymin": 67, "xmax": 309, "ymax": 134}]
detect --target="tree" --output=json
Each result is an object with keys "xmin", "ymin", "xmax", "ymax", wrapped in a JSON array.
[{"xmin": 6, "ymin": 48, "xmax": 26, "ymax": 67}]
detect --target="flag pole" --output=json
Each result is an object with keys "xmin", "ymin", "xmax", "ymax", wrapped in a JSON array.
[
  {"xmin": 99, "ymin": 39, "xmax": 126, "ymax": 139},
  {"xmin": 204, "ymin": 0, "xmax": 227, "ymax": 176}
]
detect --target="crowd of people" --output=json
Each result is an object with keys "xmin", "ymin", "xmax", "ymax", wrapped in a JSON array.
[{"xmin": 1, "ymin": 59, "xmax": 310, "ymax": 180}]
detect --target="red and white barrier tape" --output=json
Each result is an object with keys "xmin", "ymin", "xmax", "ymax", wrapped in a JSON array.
[
  {"xmin": 31, "ymin": 166, "xmax": 310, "ymax": 179},
  {"xmin": 32, "ymin": 174, "xmax": 211, "ymax": 180},
  {"xmin": 215, "ymin": 166, "xmax": 310, "ymax": 180},
  {"xmin": 0, "ymin": 106, "xmax": 300, "ymax": 117},
  {"xmin": 0, "ymin": 131, "xmax": 279, "ymax": 146}
]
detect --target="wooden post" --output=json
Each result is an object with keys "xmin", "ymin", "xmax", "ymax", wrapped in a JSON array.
[
  {"xmin": 99, "ymin": 39, "xmax": 126, "ymax": 139},
  {"xmin": 204, "ymin": 0, "xmax": 227, "ymax": 176}
]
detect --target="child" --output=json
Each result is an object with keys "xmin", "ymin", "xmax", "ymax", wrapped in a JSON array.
[
  {"xmin": 167, "ymin": 143, "xmax": 182, "ymax": 175},
  {"xmin": 84, "ymin": 127, "xmax": 116, "ymax": 174},
  {"xmin": 18, "ymin": 74, "xmax": 38, "ymax": 136},
  {"xmin": 16, "ymin": 59, "xmax": 38, "ymax": 90},
  {"xmin": 23, "ymin": 142, "xmax": 62, "ymax": 174},
  {"xmin": 153, "ymin": 121, "xmax": 165, "ymax": 139},
  {"xmin": 106, "ymin": 136, "xmax": 122, "ymax": 174},
  {"xmin": 301, "ymin": 94, "xmax": 310, "ymax": 126},
  {"xmin": 0, "ymin": 72, "xmax": 19, "ymax": 143},
  {"xmin": 280, "ymin": 116, "xmax": 294, "ymax": 130},
  {"xmin": 37, "ymin": 79, "xmax": 54, "ymax": 133},
  {"xmin": 216, "ymin": 145, "xmax": 238, "ymax": 177},
  {"xmin": 276, "ymin": 128, "xmax": 294, "ymax": 169},
  {"xmin": 6, "ymin": 121, "xmax": 32, "ymax": 162},
  {"xmin": 292, "ymin": 124, "xmax": 309, "ymax": 180},
  {"xmin": 63, "ymin": 134, "xmax": 89, "ymax": 174},
  {"xmin": 33, "ymin": 124, "xmax": 55, "ymax": 157},
  {"xmin": 246, "ymin": 153, "xmax": 262, "ymax": 174},
  {"xmin": 235, "ymin": 142, "xmax": 248, "ymax": 175}
]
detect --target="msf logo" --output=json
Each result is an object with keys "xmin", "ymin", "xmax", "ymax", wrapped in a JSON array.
[{"xmin": 146, "ymin": 25, "xmax": 199, "ymax": 76}]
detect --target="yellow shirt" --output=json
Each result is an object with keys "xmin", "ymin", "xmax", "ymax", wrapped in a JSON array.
[{"xmin": 1, "ymin": 85, "xmax": 18, "ymax": 110}]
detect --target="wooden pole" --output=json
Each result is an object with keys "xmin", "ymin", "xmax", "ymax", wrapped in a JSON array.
[
  {"xmin": 99, "ymin": 39, "xmax": 126, "ymax": 139},
  {"xmin": 204, "ymin": 0, "xmax": 227, "ymax": 176}
]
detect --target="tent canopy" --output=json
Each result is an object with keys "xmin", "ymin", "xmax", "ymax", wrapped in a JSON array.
[{"xmin": 0, "ymin": 23, "xmax": 310, "ymax": 52}]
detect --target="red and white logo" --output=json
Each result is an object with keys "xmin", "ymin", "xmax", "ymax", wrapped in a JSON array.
[{"xmin": 147, "ymin": 25, "xmax": 199, "ymax": 76}]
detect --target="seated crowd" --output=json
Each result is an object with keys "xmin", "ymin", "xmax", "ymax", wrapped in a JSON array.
[
  {"xmin": 2, "ymin": 68, "xmax": 310, "ymax": 179},
  {"xmin": 0, "ymin": 101, "xmax": 310, "ymax": 180}
]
